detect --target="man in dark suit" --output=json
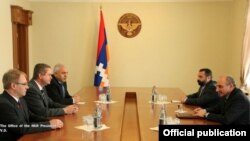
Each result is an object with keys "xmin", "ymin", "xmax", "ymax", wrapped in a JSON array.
[
  {"xmin": 24, "ymin": 63, "xmax": 78, "ymax": 117},
  {"xmin": 181, "ymin": 68, "xmax": 220, "ymax": 108},
  {"xmin": 0, "ymin": 69, "xmax": 63, "ymax": 141},
  {"xmin": 194, "ymin": 76, "xmax": 250, "ymax": 124},
  {"xmin": 45, "ymin": 64, "xmax": 80, "ymax": 105}
]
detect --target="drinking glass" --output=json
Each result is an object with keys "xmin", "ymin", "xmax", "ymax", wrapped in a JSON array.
[
  {"xmin": 83, "ymin": 115, "xmax": 93, "ymax": 128},
  {"xmin": 99, "ymin": 94, "xmax": 106, "ymax": 102}
]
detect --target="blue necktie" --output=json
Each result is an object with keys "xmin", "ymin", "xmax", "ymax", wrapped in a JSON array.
[{"xmin": 61, "ymin": 84, "xmax": 65, "ymax": 98}]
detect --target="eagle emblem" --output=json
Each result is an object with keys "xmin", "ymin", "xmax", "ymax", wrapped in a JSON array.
[{"xmin": 118, "ymin": 13, "xmax": 141, "ymax": 38}]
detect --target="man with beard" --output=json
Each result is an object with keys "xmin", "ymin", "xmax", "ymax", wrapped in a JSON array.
[
  {"xmin": 194, "ymin": 76, "xmax": 250, "ymax": 124},
  {"xmin": 181, "ymin": 68, "xmax": 220, "ymax": 108}
]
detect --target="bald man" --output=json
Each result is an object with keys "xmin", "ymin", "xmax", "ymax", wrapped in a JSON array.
[
  {"xmin": 45, "ymin": 64, "xmax": 80, "ymax": 105},
  {"xmin": 194, "ymin": 75, "xmax": 250, "ymax": 125}
]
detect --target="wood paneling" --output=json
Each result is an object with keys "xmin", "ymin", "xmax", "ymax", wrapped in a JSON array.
[{"xmin": 11, "ymin": 5, "xmax": 33, "ymax": 78}]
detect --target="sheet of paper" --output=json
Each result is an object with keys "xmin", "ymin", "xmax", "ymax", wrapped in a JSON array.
[
  {"xmin": 175, "ymin": 110, "xmax": 187, "ymax": 113},
  {"xmin": 77, "ymin": 102, "xmax": 86, "ymax": 105},
  {"xmin": 75, "ymin": 124, "xmax": 110, "ymax": 132},
  {"xmin": 94, "ymin": 100, "xmax": 117, "ymax": 104},
  {"xmin": 171, "ymin": 100, "xmax": 181, "ymax": 103},
  {"xmin": 148, "ymin": 101, "xmax": 171, "ymax": 104},
  {"xmin": 150, "ymin": 127, "xmax": 159, "ymax": 131}
]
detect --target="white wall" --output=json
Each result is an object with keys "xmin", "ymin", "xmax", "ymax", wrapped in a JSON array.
[
  {"xmin": 30, "ymin": 1, "xmax": 247, "ymax": 94},
  {"xmin": 0, "ymin": 0, "xmax": 247, "ymax": 95},
  {"xmin": 0, "ymin": 0, "xmax": 31, "ymax": 92},
  {"xmin": 0, "ymin": 0, "xmax": 12, "ymax": 92}
]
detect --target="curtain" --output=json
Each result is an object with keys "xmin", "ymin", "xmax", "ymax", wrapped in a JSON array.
[{"xmin": 241, "ymin": 1, "xmax": 250, "ymax": 92}]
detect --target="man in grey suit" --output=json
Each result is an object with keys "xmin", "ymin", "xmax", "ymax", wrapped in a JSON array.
[
  {"xmin": 0, "ymin": 69, "xmax": 63, "ymax": 141},
  {"xmin": 24, "ymin": 63, "xmax": 78, "ymax": 117},
  {"xmin": 194, "ymin": 75, "xmax": 250, "ymax": 125}
]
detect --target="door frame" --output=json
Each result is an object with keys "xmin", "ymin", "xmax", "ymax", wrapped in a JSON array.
[{"xmin": 11, "ymin": 5, "xmax": 33, "ymax": 79}]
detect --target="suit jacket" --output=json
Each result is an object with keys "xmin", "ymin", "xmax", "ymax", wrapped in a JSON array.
[
  {"xmin": 24, "ymin": 79, "xmax": 65, "ymax": 117},
  {"xmin": 185, "ymin": 80, "xmax": 220, "ymax": 108},
  {"xmin": 0, "ymin": 91, "xmax": 51, "ymax": 141},
  {"xmin": 45, "ymin": 75, "xmax": 73, "ymax": 105},
  {"xmin": 206, "ymin": 88, "xmax": 250, "ymax": 125}
]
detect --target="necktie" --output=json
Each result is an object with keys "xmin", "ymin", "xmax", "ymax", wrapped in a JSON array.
[
  {"xmin": 222, "ymin": 98, "xmax": 227, "ymax": 114},
  {"xmin": 17, "ymin": 101, "xmax": 22, "ymax": 109},
  {"xmin": 198, "ymin": 86, "xmax": 205, "ymax": 97},
  {"xmin": 40, "ymin": 89, "xmax": 48, "ymax": 107},
  {"xmin": 41, "ymin": 89, "xmax": 46, "ymax": 101},
  {"xmin": 17, "ymin": 100, "xmax": 27, "ymax": 121},
  {"xmin": 61, "ymin": 83, "xmax": 65, "ymax": 98}
]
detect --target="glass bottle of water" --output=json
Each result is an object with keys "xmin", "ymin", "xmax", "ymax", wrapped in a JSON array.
[
  {"xmin": 152, "ymin": 86, "xmax": 157, "ymax": 102},
  {"xmin": 159, "ymin": 104, "xmax": 166, "ymax": 125},
  {"xmin": 106, "ymin": 86, "xmax": 111, "ymax": 102},
  {"xmin": 94, "ymin": 103, "xmax": 102, "ymax": 128},
  {"xmin": 95, "ymin": 103, "xmax": 102, "ymax": 117}
]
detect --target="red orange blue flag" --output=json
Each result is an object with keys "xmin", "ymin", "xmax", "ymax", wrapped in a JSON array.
[{"xmin": 94, "ymin": 10, "xmax": 110, "ymax": 87}]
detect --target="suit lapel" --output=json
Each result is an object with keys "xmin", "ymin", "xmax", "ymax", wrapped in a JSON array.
[
  {"xmin": 42, "ymin": 89, "xmax": 49, "ymax": 107},
  {"xmin": 198, "ymin": 86, "xmax": 205, "ymax": 97},
  {"xmin": 199, "ymin": 81, "xmax": 212, "ymax": 97},
  {"xmin": 19, "ymin": 98, "xmax": 29, "ymax": 122},
  {"xmin": 2, "ymin": 92, "xmax": 27, "ymax": 122},
  {"xmin": 30, "ymin": 80, "xmax": 48, "ymax": 107},
  {"xmin": 53, "ymin": 76, "xmax": 64, "ymax": 98},
  {"xmin": 222, "ymin": 90, "xmax": 236, "ymax": 113}
]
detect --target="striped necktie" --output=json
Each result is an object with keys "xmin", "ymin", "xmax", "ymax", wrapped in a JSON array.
[{"xmin": 41, "ymin": 89, "xmax": 46, "ymax": 101}]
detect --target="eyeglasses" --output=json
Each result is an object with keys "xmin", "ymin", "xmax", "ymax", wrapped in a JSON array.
[{"xmin": 15, "ymin": 82, "xmax": 28, "ymax": 86}]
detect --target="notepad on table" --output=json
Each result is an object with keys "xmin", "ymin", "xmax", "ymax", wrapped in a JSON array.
[{"xmin": 176, "ymin": 112, "xmax": 201, "ymax": 119}]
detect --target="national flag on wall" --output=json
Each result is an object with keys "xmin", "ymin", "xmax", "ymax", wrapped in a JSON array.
[{"xmin": 94, "ymin": 9, "xmax": 110, "ymax": 87}]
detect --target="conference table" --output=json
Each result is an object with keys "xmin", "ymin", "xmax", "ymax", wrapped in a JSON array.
[{"xmin": 18, "ymin": 87, "xmax": 219, "ymax": 141}]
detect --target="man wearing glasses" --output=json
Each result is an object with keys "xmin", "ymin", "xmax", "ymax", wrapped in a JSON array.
[{"xmin": 0, "ymin": 69, "xmax": 63, "ymax": 141}]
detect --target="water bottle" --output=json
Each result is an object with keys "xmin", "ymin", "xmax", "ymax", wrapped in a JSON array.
[
  {"xmin": 151, "ymin": 86, "xmax": 157, "ymax": 102},
  {"xmin": 93, "ymin": 115, "xmax": 102, "ymax": 129},
  {"xmin": 94, "ymin": 103, "xmax": 102, "ymax": 128},
  {"xmin": 106, "ymin": 86, "xmax": 111, "ymax": 102},
  {"xmin": 95, "ymin": 103, "xmax": 102, "ymax": 117},
  {"xmin": 159, "ymin": 104, "xmax": 166, "ymax": 125}
]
